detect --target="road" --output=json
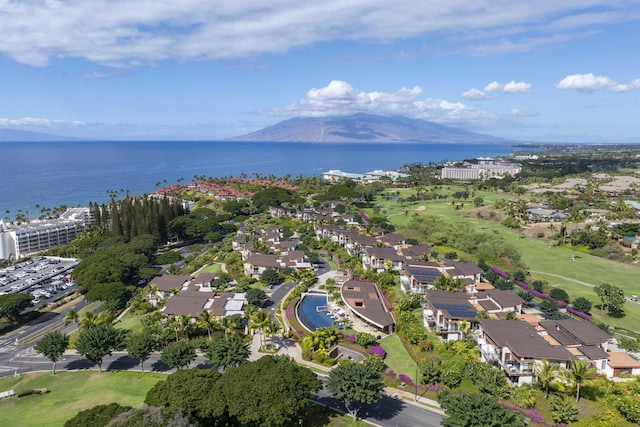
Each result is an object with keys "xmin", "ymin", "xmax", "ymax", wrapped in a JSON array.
[{"xmin": 0, "ymin": 297, "xmax": 91, "ymax": 377}]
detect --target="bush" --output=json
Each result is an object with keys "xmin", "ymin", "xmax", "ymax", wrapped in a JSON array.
[
  {"xmin": 64, "ymin": 403, "xmax": 132, "ymax": 427},
  {"xmin": 549, "ymin": 287, "xmax": 570, "ymax": 303},
  {"xmin": 368, "ymin": 345, "xmax": 386, "ymax": 359},
  {"xmin": 355, "ymin": 332, "xmax": 377, "ymax": 348},
  {"xmin": 17, "ymin": 388, "xmax": 48, "ymax": 397}
]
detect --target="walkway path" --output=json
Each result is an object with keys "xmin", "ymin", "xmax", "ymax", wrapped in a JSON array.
[{"xmin": 529, "ymin": 270, "xmax": 596, "ymax": 288}]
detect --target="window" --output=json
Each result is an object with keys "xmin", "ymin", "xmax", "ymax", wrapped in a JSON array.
[{"xmin": 355, "ymin": 301, "xmax": 364, "ymax": 307}]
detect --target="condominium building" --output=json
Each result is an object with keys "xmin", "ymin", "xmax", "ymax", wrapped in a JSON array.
[{"xmin": 0, "ymin": 208, "xmax": 92, "ymax": 260}]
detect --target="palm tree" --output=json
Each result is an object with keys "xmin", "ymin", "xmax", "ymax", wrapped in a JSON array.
[
  {"xmin": 64, "ymin": 309, "xmax": 79, "ymax": 327},
  {"xmin": 79, "ymin": 311, "xmax": 98, "ymax": 332},
  {"xmin": 456, "ymin": 320, "xmax": 471, "ymax": 339},
  {"xmin": 177, "ymin": 314, "xmax": 192, "ymax": 340},
  {"xmin": 221, "ymin": 316, "xmax": 239, "ymax": 339},
  {"xmin": 504, "ymin": 311, "xmax": 518, "ymax": 320},
  {"xmin": 563, "ymin": 360, "xmax": 597, "ymax": 402},
  {"xmin": 248, "ymin": 310, "xmax": 270, "ymax": 346},
  {"xmin": 198, "ymin": 310, "xmax": 220, "ymax": 340},
  {"xmin": 535, "ymin": 359, "xmax": 558, "ymax": 399}
]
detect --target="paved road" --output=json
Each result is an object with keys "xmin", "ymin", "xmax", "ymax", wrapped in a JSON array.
[{"xmin": 0, "ymin": 297, "xmax": 97, "ymax": 377}]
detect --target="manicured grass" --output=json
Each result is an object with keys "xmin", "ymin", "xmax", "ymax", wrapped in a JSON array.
[
  {"xmin": 0, "ymin": 371, "xmax": 166, "ymax": 427},
  {"xmin": 115, "ymin": 311, "xmax": 145, "ymax": 333},
  {"xmin": 380, "ymin": 334, "xmax": 418, "ymax": 383},
  {"xmin": 195, "ymin": 263, "xmax": 223, "ymax": 275}
]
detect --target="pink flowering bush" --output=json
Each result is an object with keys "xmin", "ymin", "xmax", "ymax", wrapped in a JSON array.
[
  {"xmin": 491, "ymin": 267, "xmax": 510, "ymax": 279},
  {"xmin": 398, "ymin": 374, "xmax": 414, "ymax": 384},
  {"xmin": 368, "ymin": 346, "xmax": 386, "ymax": 359}
]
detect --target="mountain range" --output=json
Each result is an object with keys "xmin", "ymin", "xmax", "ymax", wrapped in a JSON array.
[
  {"xmin": 0, "ymin": 128, "xmax": 83, "ymax": 142},
  {"xmin": 1, "ymin": 113, "xmax": 507, "ymax": 143},
  {"xmin": 229, "ymin": 113, "xmax": 508, "ymax": 143}
]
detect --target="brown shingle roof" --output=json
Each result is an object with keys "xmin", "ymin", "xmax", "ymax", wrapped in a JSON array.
[
  {"xmin": 341, "ymin": 280, "xmax": 395, "ymax": 329},
  {"xmin": 482, "ymin": 289, "xmax": 525, "ymax": 309},
  {"xmin": 480, "ymin": 319, "xmax": 575, "ymax": 361},
  {"xmin": 162, "ymin": 290, "xmax": 211, "ymax": 317},
  {"xmin": 540, "ymin": 319, "xmax": 611, "ymax": 346},
  {"xmin": 150, "ymin": 274, "xmax": 191, "ymax": 292}
]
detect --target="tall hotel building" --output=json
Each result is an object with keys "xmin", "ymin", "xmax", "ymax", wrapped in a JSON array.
[{"xmin": 0, "ymin": 208, "xmax": 92, "ymax": 260}]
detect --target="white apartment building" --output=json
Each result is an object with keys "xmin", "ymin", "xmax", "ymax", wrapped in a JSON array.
[{"xmin": 0, "ymin": 208, "xmax": 91, "ymax": 260}]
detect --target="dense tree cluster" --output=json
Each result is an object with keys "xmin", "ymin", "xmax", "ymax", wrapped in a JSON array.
[
  {"xmin": 90, "ymin": 195, "xmax": 187, "ymax": 243},
  {"xmin": 146, "ymin": 356, "xmax": 321, "ymax": 427}
]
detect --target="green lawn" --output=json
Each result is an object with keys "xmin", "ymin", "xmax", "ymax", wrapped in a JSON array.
[
  {"xmin": 115, "ymin": 311, "xmax": 145, "ymax": 333},
  {"xmin": 0, "ymin": 371, "xmax": 165, "ymax": 427},
  {"xmin": 380, "ymin": 334, "xmax": 418, "ymax": 383},
  {"xmin": 195, "ymin": 263, "xmax": 223, "ymax": 275}
]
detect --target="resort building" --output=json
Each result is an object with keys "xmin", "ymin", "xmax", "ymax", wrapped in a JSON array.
[
  {"xmin": 340, "ymin": 280, "xmax": 395, "ymax": 334},
  {"xmin": 0, "ymin": 208, "xmax": 92, "ymax": 260},
  {"xmin": 441, "ymin": 159, "xmax": 522, "ymax": 180},
  {"xmin": 322, "ymin": 169, "xmax": 407, "ymax": 183}
]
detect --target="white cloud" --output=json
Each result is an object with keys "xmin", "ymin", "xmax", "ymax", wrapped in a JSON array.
[
  {"xmin": 269, "ymin": 80, "xmax": 506, "ymax": 129},
  {"xmin": 484, "ymin": 81, "xmax": 503, "ymax": 92},
  {"xmin": 0, "ymin": 117, "xmax": 86, "ymax": 127},
  {"xmin": 0, "ymin": 1, "xmax": 637, "ymax": 67},
  {"xmin": 462, "ymin": 80, "xmax": 532, "ymax": 100},
  {"xmin": 556, "ymin": 73, "xmax": 640, "ymax": 93},
  {"xmin": 503, "ymin": 80, "xmax": 532, "ymax": 94},
  {"xmin": 461, "ymin": 88, "xmax": 493, "ymax": 100}
]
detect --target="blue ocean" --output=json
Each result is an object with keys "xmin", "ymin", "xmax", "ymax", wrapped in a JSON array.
[{"xmin": 0, "ymin": 140, "xmax": 516, "ymax": 217}]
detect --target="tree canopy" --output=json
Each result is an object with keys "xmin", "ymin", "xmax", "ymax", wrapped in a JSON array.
[
  {"xmin": 160, "ymin": 340, "xmax": 196, "ymax": 370},
  {"xmin": 34, "ymin": 331, "xmax": 69, "ymax": 375},
  {"xmin": 75, "ymin": 324, "xmax": 125, "ymax": 372},
  {"xmin": 206, "ymin": 335, "xmax": 250, "ymax": 372},
  {"xmin": 146, "ymin": 356, "xmax": 320, "ymax": 427},
  {"xmin": 0, "ymin": 293, "xmax": 33, "ymax": 322},
  {"xmin": 326, "ymin": 362, "xmax": 384, "ymax": 420},
  {"xmin": 216, "ymin": 355, "xmax": 321, "ymax": 426},
  {"xmin": 594, "ymin": 283, "xmax": 625, "ymax": 316},
  {"xmin": 439, "ymin": 391, "xmax": 525, "ymax": 427}
]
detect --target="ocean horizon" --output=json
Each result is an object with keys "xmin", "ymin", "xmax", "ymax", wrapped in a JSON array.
[{"xmin": 1, "ymin": 140, "xmax": 516, "ymax": 218}]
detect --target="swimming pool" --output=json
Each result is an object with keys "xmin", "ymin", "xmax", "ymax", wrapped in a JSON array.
[{"xmin": 297, "ymin": 293, "xmax": 335, "ymax": 332}]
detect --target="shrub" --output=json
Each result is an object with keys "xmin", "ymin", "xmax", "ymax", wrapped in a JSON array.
[
  {"xmin": 385, "ymin": 369, "xmax": 396, "ymax": 378},
  {"xmin": 368, "ymin": 346, "xmax": 386, "ymax": 359},
  {"xmin": 490, "ymin": 267, "xmax": 510, "ymax": 279},
  {"xmin": 549, "ymin": 287, "xmax": 570, "ymax": 303},
  {"xmin": 398, "ymin": 373, "xmax": 414, "ymax": 385},
  {"xmin": 355, "ymin": 332, "xmax": 377, "ymax": 348}
]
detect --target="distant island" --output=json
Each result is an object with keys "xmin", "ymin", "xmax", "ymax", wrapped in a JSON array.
[
  {"xmin": 0, "ymin": 128, "xmax": 85, "ymax": 142},
  {"xmin": 1, "ymin": 113, "xmax": 508, "ymax": 143},
  {"xmin": 228, "ymin": 113, "xmax": 509, "ymax": 143}
]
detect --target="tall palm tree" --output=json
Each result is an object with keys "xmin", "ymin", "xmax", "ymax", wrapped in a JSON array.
[
  {"xmin": 248, "ymin": 310, "xmax": 270, "ymax": 346},
  {"xmin": 563, "ymin": 360, "xmax": 597, "ymax": 402},
  {"xmin": 535, "ymin": 359, "xmax": 558, "ymax": 399},
  {"xmin": 456, "ymin": 320, "xmax": 471, "ymax": 339},
  {"xmin": 79, "ymin": 311, "xmax": 97, "ymax": 332},
  {"xmin": 177, "ymin": 314, "xmax": 192, "ymax": 340},
  {"xmin": 198, "ymin": 310, "xmax": 220, "ymax": 340},
  {"xmin": 64, "ymin": 309, "xmax": 79, "ymax": 327},
  {"xmin": 221, "ymin": 316, "xmax": 239, "ymax": 339}
]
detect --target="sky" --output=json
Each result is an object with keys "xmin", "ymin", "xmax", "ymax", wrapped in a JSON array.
[{"xmin": 1, "ymin": 1, "xmax": 640, "ymax": 142}]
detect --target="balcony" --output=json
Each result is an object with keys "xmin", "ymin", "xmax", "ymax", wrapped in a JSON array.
[
  {"xmin": 503, "ymin": 363, "xmax": 534, "ymax": 377},
  {"xmin": 482, "ymin": 349, "xmax": 501, "ymax": 362}
]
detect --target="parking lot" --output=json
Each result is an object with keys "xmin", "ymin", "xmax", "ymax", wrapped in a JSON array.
[{"xmin": 0, "ymin": 256, "xmax": 79, "ymax": 306}]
